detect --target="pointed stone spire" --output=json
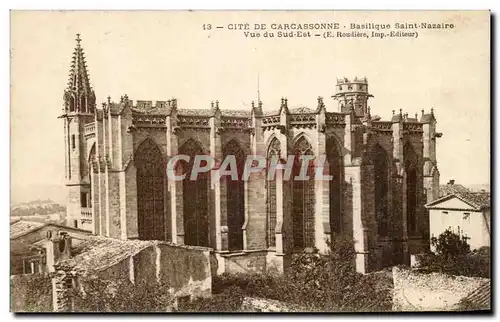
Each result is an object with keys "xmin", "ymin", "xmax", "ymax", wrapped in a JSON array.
[{"xmin": 63, "ymin": 34, "xmax": 96, "ymax": 114}]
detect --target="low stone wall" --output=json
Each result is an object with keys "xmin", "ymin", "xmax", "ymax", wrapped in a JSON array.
[
  {"xmin": 392, "ymin": 266, "xmax": 489, "ymax": 311},
  {"xmin": 156, "ymin": 243, "xmax": 212, "ymax": 299},
  {"xmin": 241, "ymin": 297, "xmax": 308, "ymax": 312},
  {"xmin": 10, "ymin": 274, "xmax": 53, "ymax": 312}
]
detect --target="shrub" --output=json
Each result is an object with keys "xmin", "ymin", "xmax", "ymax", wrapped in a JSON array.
[
  {"xmin": 177, "ymin": 286, "xmax": 243, "ymax": 312},
  {"xmin": 417, "ymin": 229, "xmax": 490, "ymax": 278},
  {"xmin": 211, "ymin": 235, "xmax": 393, "ymax": 312},
  {"xmin": 10, "ymin": 275, "xmax": 53, "ymax": 312},
  {"xmin": 70, "ymin": 278, "xmax": 174, "ymax": 312}
]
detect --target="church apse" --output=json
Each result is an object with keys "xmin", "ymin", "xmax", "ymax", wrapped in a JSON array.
[{"xmin": 62, "ymin": 36, "xmax": 441, "ymax": 274}]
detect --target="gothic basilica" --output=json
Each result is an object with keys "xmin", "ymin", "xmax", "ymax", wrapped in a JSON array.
[{"xmin": 61, "ymin": 35, "xmax": 441, "ymax": 274}]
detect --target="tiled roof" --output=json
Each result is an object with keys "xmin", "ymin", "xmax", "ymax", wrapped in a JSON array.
[
  {"xmin": 177, "ymin": 109, "xmax": 214, "ymax": 117},
  {"xmin": 458, "ymin": 281, "xmax": 490, "ymax": 310},
  {"xmin": 55, "ymin": 235, "xmax": 212, "ymax": 276},
  {"xmin": 263, "ymin": 109, "xmax": 280, "ymax": 116},
  {"xmin": 420, "ymin": 113, "xmax": 435, "ymax": 123},
  {"xmin": 56, "ymin": 236, "xmax": 156, "ymax": 275},
  {"xmin": 436, "ymin": 184, "xmax": 491, "ymax": 209},
  {"xmin": 221, "ymin": 110, "xmax": 251, "ymax": 118},
  {"xmin": 10, "ymin": 220, "xmax": 46, "ymax": 239},
  {"xmin": 289, "ymin": 106, "xmax": 315, "ymax": 114},
  {"xmin": 131, "ymin": 106, "xmax": 171, "ymax": 115}
]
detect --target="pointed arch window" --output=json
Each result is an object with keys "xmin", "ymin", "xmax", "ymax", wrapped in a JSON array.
[
  {"xmin": 373, "ymin": 145, "xmax": 389, "ymax": 237},
  {"xmin": 135, "ymin": 138, "xmax": 167, "ymax": 241},
  {"xmin": 223, "ymin": 140, "xmax": 246, "ymax": 251},
  {"xmin": 327, "ymin": 137, "xmax": 343, "ymax": 236},
  {"xmin": 178, "ymin": 139, "xmax": 209, "ymax": 247},
  {"xmin": 404, "ymin": 144, "xmax": 419, "ymax": 235},
  {"xmin": 80, "ymin": 96, "xmax": 86, "ymax": 113},
  {"xmin": 87, "ymin": 144, "xmax": 96, "ymax": 209},
  {"xmin": 292, "ymin": 136, "xmax": 315, "ymax": 249},
  {"xmin": 266, "ymin": 138, "xmax": 280, "ymax": 247}
]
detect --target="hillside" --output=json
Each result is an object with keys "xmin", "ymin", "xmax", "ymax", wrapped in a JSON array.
[{"xmin": 10, "ymin": 199, "xmax": 66, "ymax": 225}]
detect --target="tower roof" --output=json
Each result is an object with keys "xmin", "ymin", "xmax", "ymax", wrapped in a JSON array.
[{"xmin": 66, "ymin": 34, "xmax": 92, "ymax": 93}]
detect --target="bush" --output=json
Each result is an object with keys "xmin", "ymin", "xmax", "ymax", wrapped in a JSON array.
[
  {"xmin": 211, "ymin": 236, "xmax": 393, "ymax": 312},
  {"xmin": 417, "ymin": 229, "xmax": 490, "ymax": 278},
  {"xmin": 70, "ymin": 278, "xmax": 174, "ymax": 312},
  {"xmin": 177, "ymin": 286, "xmax": 244, "ymax": 312}
]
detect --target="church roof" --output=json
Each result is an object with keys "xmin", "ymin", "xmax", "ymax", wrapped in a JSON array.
[
  {"xmin": 66, "ymin": 34, "xmax": 93, "ymax": 93},
  {"xmin": 420, "ymin": 113, "xmax": 435, "ymax": 123},
  {"xmin": 131, "ymin": 106, "xmax": 252, "ymax": 118},
  {"xmin": 289, "ymin": 106, "xmax": 315, "ymax": 114}
]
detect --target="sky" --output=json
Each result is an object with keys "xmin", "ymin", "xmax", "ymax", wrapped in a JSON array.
[{"xmin": 10, "ymin": 10, "xmax": 490, "ymax": 199}]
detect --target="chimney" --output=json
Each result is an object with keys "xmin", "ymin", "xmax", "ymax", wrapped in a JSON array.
[
  {"xmin": 448, "ymin": 179, "xmax": 455, "ymax": 185},
  {"xmin": 44, "ymin": 231, "xmax": 72, "ymax": 272}
]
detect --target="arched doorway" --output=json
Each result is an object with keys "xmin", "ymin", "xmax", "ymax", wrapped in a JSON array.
[
  {"xmin": 179, "ymin": 139, "xmax": 209, "ymax": 247},
  {"xmin": 373, "ymin": 144, "xmax": 389, "ymax": 237},
  {"xmin": 404, "ymin": 143, "xmax": 418, "ymax": 236},
  {"xmin": 266, "ymin": 138, "xmax": 280, "ymax": 247},
  {"xmin": 223, "ymin": 140, "xmax": 245, "ymax": 251},
  {"xmin": 327, "ymin": 137, "xmax": 343, "ymax": 237},
  {"xmin": 292, "ymin": 136, "xmax": 315, "ymax": 249},
  {"xmin": 135, "ymin": 138, "xmax": 166, "ymax": 241}
]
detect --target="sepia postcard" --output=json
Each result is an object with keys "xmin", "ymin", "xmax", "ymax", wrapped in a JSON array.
[{"xmin": 10, "ymin": 10, "xmax": 491, "ymax": 313}]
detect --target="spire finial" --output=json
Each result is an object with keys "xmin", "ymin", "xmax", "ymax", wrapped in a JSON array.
[
  {"xmin": 431, "ymin": 107, "xmax": 434, "ymax": 115},
  {"xmin": 392, "ymin": 110, "xmax": 395, "ymax": 115},
  {"xmin": 107, "ymin": 95, "xmax": 111, "ymax": 104},
  {"xmin": 76, "ymin": 33, "xmax": 81, "ymax": 47},
  {"xmin": 399, "ymin": 108, "xmax": 403, "ymax": 116},
  {"xmin": 422, "ymin": 109, "xmax": 424, "ymax": 116}
]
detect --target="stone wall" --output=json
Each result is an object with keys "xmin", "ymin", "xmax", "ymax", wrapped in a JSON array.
[
  {"xmin": 241, "ymin": 296, "xmax": 308, "ymax": 312},
  {"xmin": 392, "ymin": 266, "xmax": 489, "ymax": 311},
  {"xmin": 156, "ymin": 244, "xmax": 212, "ymax": 299},
  {"xmin": 10, "ymin": 274, "xmax": 53, "ymax": 312}
]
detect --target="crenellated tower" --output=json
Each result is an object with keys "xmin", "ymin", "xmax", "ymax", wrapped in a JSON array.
[
  {"xmin": 59, "ymin": 34, "xmax": 96, "ymax": 229},
  {"xmin": 333, "ymin": 77, "xmax": 373, "ymax": 118}
]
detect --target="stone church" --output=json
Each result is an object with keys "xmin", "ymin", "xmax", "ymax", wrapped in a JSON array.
[{"xmin": 61, "ymin": 35, "xmax": 441, "ymax": 274}]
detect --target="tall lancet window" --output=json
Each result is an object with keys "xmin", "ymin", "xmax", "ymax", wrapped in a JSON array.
[
  {"xmin": 266, "ymin": 138, "xmax": 280, "ymax": 247},
  {"xmin": 327, "ymin": 137, "xmax": 343, "ymax": 237},
  {"xmin": 223, "ymin": 140, "xmax": 246, "ymax": 251},
  {"xmin": 178, "ymin": 139, "xmax": 209, "ymax": 247},
  {"xmin": 291, "ymin": 136, "xmax": 315, "ymax": 249},
  {"xmin": 135, "ymin": 138, "xmax": 166, "ymax": 241},
  {"xmin": 404, "ymin": 143, "xmax": 419, "ymax": 235},
  {"xmin": 373, "ymin": 144, "xmax": 390, "ymax": 237}
]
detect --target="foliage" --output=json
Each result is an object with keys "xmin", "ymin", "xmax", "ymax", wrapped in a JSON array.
[
  {"xmin": 417, "ymin": 229, "xmax": 490, "ymax": 278},
  {"xmin": 10, "ymin": 274, "xmax": 53, "ymax": 312},
  {"xmin": 211, "ymin": 236, "xmax": 393, "ymax": 312},
  {"xmin": 70, "ymin": 277, "xmax": 174, "ymax": 312},
  {"xmin": 177, "ymin": 286, "xmax": 244, "ymax": 312},
  {"xmin": 430, "ymin": 228, "xmax": 471, "ymax": 257}
]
